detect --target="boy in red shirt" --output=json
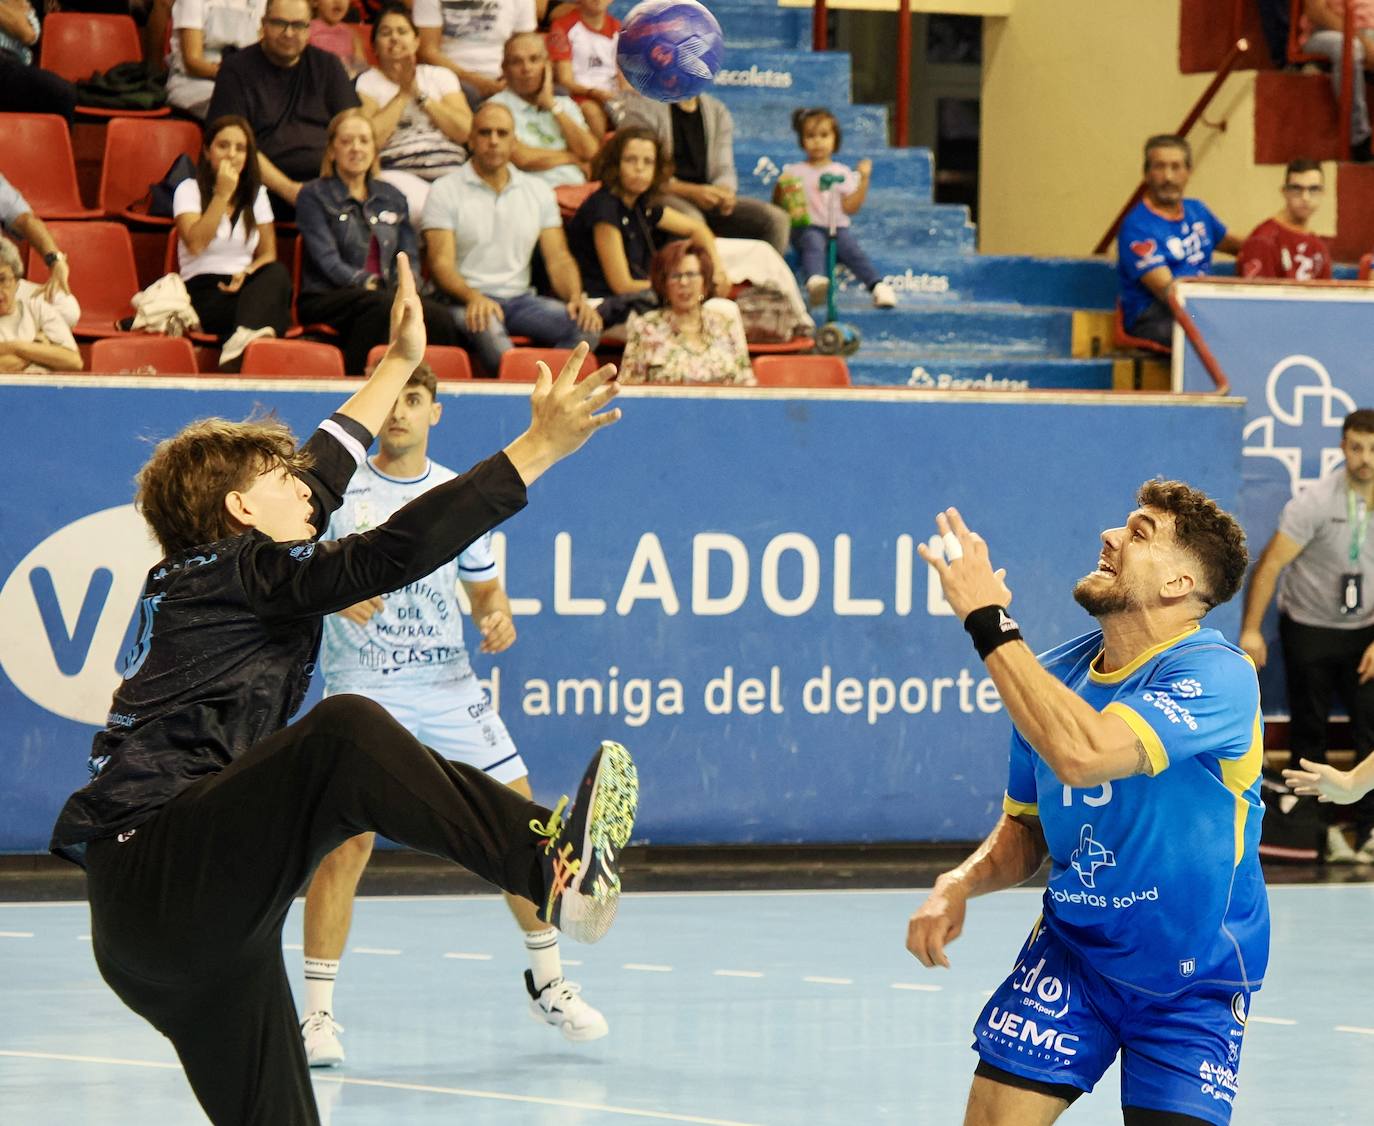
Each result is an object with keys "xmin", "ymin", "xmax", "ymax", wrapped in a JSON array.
[
  {"xmin": 1238, "ymin": 159, "xmax": 1333, "ymax": 281},
  {"xmin": 548, "ymin": 0, "xmax": 628, "ymax": 139}
]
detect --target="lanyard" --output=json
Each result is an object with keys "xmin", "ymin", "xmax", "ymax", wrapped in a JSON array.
[{"xmin": 1349, "ymin": 488, "xmax": 1369, "ymax": 564}]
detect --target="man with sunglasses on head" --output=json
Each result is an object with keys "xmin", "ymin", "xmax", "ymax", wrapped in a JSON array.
[
  {"xmin": 206, "ymin": 0, "xmax": 361, "ymax": 219},
  {"xmin": 1237, "ymin": 160, "xmax": 1332, "ymax": 282}
]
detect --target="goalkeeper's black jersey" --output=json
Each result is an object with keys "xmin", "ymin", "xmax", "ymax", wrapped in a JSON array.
[{"xmin": 50, "ymin": 415, "xmax": 527, "ymax": 865}]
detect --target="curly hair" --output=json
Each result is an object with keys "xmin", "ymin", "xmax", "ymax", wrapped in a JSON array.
[
  {"xmin": 1137, "ymin": 479, "xmax": 1248, "ymax": 609},
  {"xmin": 136, "ymin": 415, "xmax": 314, "ymax": 555},
  {"xmin": 591, "ymin": 126, "xmax": 674, "ymax": 198}
]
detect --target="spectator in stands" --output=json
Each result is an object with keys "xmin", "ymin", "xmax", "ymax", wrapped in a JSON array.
[
  {"xmin": 174, "ymin": 115, "xmax": 293, "ymax": 369},
  {"xmin": 779, "ymin": 107, "xmax": 897, "ymax": 310},
  {"xmin": 309, "ymin": 0, "xmax": 367, "ymax": 78},
  {"xmin": 1116, "ymin": 134, "xmax": 1242, "ymax": 348},
  {"xmin": 414, "ymin": 0, "xmax": 536, "ymax": 106},
  {"xmin": 1301, "ymin": 0, "xmax": 1374, "ymax": 162},
  {"xmin": 421, "ymin": 101, "xmax": 601, "ymax": 376},
  {"xmin": 490, "ymin": 31, "xmax": 597, "ymax": 189},
  {"xmin": 1239, "ymin": 159, "xmax": 1333, "ymax": 281},
  {"xmin": 566, "ymin": 126, "xmax": 729, "ymax": 327},
  {"xmin": 0, "ymin": 0, "xmax": 77, "ymax": 121},
  {"xmin": 165, "ymin": 0, "xmax": 266, "ymax": 120},
  {"xmin": 620, "ymin": 90, "xmax": 791, "ymax": 254},
  {"xmin": 547, "ymin": 0, "xmax": 627, "ymax": 141},
  {"xmin": 620, "ymin": 240, "xmax": 752, "ymax": 386},
  {"xmin": 0, "ymin": 173, "xmax": 75, "ymax": 312},
  {"xmin": 297, "ymin": 109, "xmax": 460, "ymax": 373},
  {"xmin": 357, "ymin": 4, "xmax": 473, "ymax": 224},
  {"xmin": 0, "ymin": 235, "xmax": 82, "ymax": 374},
  {"xmin": 206, "ymin": 0, "xmax": 361, "ymax": 218}
]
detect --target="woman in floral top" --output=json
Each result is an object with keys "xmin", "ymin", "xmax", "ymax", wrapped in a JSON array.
[{"xmin": 620, "ymin": 240, "xmax": 754, "ymax": 386}]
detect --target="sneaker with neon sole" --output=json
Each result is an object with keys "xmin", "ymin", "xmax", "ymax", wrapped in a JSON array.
[
  {"xmin": 531, "ymin": 740, "xmax": 638, "ymax": 944},
  {"xmin": 525, "ymin": 971, "xmax": 609, "ymax": 1041}
]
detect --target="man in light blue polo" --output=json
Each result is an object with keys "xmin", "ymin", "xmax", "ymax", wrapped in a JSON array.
[
  {"xmin": 421, "ymin": 100, "xmax": 601, "ymax": 376},
  {"xmin": 489, "ymin": 31, "xmax": 596, "ymax": 189}
]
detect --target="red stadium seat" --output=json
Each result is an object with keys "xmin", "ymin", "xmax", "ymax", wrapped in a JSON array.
[
  {"xmin": 751, "ymin": 354, "xmax": 851, "ymax": 387},
  {"xmin": 291, "ymin": 238, "xmax": 340, "ymax": 339},
  {"xmin": 100, "ymin": 118, "xmax": 205, "ymax": 223},
  {"xmin": 240, "ymin": 338, "xmax": 346, "ymax": 377},
  {"xmin": 555, "ymin": 181, "xmax": 599, "ymax": 221},
  {"xmin": 39, "ymin": 14, "xmax": 171, "ymax": 118},
  {"xmin": 26, "ymin": 221, "xmax": 138, "ymax": 338},
  {"xmin": 1112, "ymin": 301, "xmax": 1171, "ymax": 356},
  {"xmin": 365, "ymin": 344, "xmax": 474, "ymax": 380},
  {"xmin": 0, "ymin": 114, "xmax": 101, "ymax": 219},
  {"xmin": 90, "ymin": 334, "xmax": 199, "ymax": 374},
  {"xmin": 496, "ymin": 346, "xmax": 600, "ymax": 382}
]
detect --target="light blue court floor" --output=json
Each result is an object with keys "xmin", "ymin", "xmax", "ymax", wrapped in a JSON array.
[{"xmin": 1, "ymin": 886, "xmax": 1371, "ymax": 1125}]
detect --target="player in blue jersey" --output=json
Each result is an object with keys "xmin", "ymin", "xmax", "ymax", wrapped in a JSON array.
[
  {"xmin": 1117, "ymin": 134, "xmax": 1242, "ymax": 348},
  {"xmin": 907, "ymin": 481, "xmax": 1265, "ymax": 1126},
  {"xmin": 298, "ymin": 361, "xmax": 608, "ymax": 1066}
]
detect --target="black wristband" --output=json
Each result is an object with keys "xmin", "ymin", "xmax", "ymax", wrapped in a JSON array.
[{"xmin": 963, "ymin": 605, "xmax": 1023, "ymax": 660}]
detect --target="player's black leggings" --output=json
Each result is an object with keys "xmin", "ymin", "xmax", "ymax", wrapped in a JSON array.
[{"xmin": 83, "ymin": 694, "xmax": 552, "ymax": 1126}]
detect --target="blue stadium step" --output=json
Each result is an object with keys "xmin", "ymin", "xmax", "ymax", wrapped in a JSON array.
[
  {"xmin": 709, "ymin": 1, "xmax": 811, "ymax": 49},
  {"xmin": 844, "ymin": 354, "xmax": 1116, "ymax": 390},
  {"xmin": 812, "ymin": 255, "xmax": 1117, "ymax": 311},
  {"xmin": 726, "ymin": 102, "xmax": 888, "ymax": 147},
  {"xmin": 760, "ymin": 200, "xmax": 974, "ymax": 253},
  {"xmin": 737, "ymin": 144, "xmax": 933, "ymax": 197},
  {"xmin": 710, "ymin": 50, "xmax": 854, "ymax": 107},
  {"xmin": 815, "ymin": 305, "xmax": 1075, "ymax": 354}
]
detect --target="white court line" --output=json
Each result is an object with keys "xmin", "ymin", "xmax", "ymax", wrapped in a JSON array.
[
  {"xmin": 0, "ymin": 931, "xmax": 33, "ymax": 938},
  {"xmin": 1249, "ymin": 1016, "xmax": 1296, "ymax": 1026},
  {"xmin": 624, "ymin": 963, "xmax": 673, "ymax": 972},
  {"xmin": 802, "ymin": 976, "xmax": 852, "ymax": 986},
  {"xmin": 77, "ymin": 935, "xmax": 91, "ymax": 942},
  {"xmin": 284, "ymin": 943, "xmax": 303, "ymax": 950},
  {"xmin": 0, "ymin": 1050, "xmax": 761, "ymax": 1125},
  {"xmin": 1336, "ymin": 1025, "xmax": 1374, "ymax": 1036},
  {"xmin": 714, "ymin": 970, "xmax": 764, "ymax": 979},
  {"xmin": 351, "ymin": 947, "xmax": 402, "ymax": 956},
  {"xmin": 562, "ymin": 959, "xmax": 583, "ymax": 966},
  {"xmin": 443, "ymin": 952, "xmax": 493, "ymax": 961},
  {"xmin": 891, "ymin": 982, "xmax": 941, "ymax": 992}
]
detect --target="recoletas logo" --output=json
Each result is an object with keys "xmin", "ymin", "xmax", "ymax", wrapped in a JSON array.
[{"xmin": 0, "ymin": 505, "xmax": 161, "ymax": 725}]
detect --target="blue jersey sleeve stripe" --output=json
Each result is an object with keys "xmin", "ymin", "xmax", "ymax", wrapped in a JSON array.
[
  {"xmin": 1003, "ymin": 794, "xmax": 1039, "ymax": 817},
  {"xmin": 1103, "ymin": 702, "xmax": 1170, "ymax": 775},
  {"xmin": 1219, "ymin": 709, "xmax": 1265, "ymax": 865}
]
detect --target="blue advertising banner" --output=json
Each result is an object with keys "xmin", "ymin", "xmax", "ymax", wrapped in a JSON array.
[
  {"xmin": 1176, "ymin": 281, "xmax": 1374, "ymax": 713},
  {"xmin": 0, "ymin": 379, "xmax": 1243, "ymax": 850}
]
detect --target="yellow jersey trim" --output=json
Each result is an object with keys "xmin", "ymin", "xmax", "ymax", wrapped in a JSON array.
[
  {"xmin": 1219, "ymin": 708, "xmax": 1265, "ymax": 866},
  {"xmin": 1087, "ymin": 623, "xmax": 1201, "ymax": 685},
  {"xmin": 1103, "ymin": 702, "xmax": 1170, "ymax": 775},
  {"xmin": 1003, "ymin": 794, "xmax": 1039, "ymax": 817}
]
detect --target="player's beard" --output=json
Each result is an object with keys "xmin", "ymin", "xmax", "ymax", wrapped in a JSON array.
[{"xmin": 1072, "ymin": 572, "xmax": 1140, "ymax": 617}]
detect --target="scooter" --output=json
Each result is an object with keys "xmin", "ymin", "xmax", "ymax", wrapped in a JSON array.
[{"xmin": 814, "ymin": 170, "xmax": 862, "ymax": 357}]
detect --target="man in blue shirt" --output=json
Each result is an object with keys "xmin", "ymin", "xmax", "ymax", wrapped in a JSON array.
[
  {"xmin": 1117, "ymin": 135, "xmax": 1243, "ymax": 348},
  {"xmin": 909, "ymin": 480, "xmax": 1266, "ymax": 1126}
]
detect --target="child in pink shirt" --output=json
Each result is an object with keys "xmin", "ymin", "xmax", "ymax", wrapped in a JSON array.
[{"xmin": 310, "ymin": 0, "xmax": 369, "ymax": 78}]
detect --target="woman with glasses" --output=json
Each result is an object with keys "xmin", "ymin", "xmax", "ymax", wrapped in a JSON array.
[
  {"xmin": 0, "ymin": 234, "xmax": 82, "ymax": 374},
  {"xmin": 619, "ymin": 239, "xmax": 753, "ymax": 386},
  {"xmin": 165, "ymin": 0, "xmax": 267, "ymax": 119}
]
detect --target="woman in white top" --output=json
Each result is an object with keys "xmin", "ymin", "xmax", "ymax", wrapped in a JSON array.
[
  {"xmin": 355, "ymin": 3, "xmax": 472, "ymax": 223},
  {"xmin": 0, "ymin": 234, "xmax": 81, "ymax": 373},
  {"xmin": 164, "ymin": 0, "xmax": 265, "ymax": 119},
  {"xmin": 174, "ymin": 115, "xmax": 292, "ymax": 367}
]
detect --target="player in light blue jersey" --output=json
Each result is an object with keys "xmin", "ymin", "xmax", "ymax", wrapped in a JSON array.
[
  {"xmin": 299, "ymin": 362, "xmax": 608, "ymax": 1067},
  {"xmin": 908, "ymin": 480, "xmax": 1265, "ymax": 1126}
]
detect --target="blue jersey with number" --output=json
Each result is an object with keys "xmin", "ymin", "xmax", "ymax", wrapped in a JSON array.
[
  {"xmin": 1003, "ymin": 625, "xmax": 1268, "ymax": 998},
  {"xmin": 1117, "ymin": 198, "xmax": 1226, "ymax": 328},
  {"xmin": 320, "ymin": 458, "xmax": 497, "ymax": 692}
]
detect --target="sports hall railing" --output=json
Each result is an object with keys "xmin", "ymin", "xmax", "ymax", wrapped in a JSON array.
[
  {"xmin": 810, "ymin": 0, "xmax": 914, "ymax": 147},
  {"xmin": 1166, "ymin": 280, "xmax": 1231, "ymax": 394}
]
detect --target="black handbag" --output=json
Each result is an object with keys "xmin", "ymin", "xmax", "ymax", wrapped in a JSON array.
[{"xmin": 146, "ymin": 154, "xmax": 198, "ymax": 219}]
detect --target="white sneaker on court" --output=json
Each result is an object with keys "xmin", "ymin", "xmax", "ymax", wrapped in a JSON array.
[
  {"xmin": 805, "ymin": 274, "xmax": 829, "ymax": 307},
  {"xmin": 1325, "ymin": 826, "xmax": 1358, "ymax": 863},
  {"xmin": 301, "ymin": 1010, "xmax": 345, "ymax": 1067},
  {"xmin": 1355, "ymin": 831, "xmax": 1374, "ymax": 864},
  {"xmin": 526, "ymin": 971, "xmax": 609, "ymax": 1042},
  {"xmin": 871, "ymin": 281, "xmax": 897, "ymax": 308}
]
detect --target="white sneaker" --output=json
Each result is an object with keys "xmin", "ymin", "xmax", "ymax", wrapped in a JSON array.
[
  {"xmin": 218, "ymin": 325, "xmax": 276, "ymax": 370},
  {"xmin": 805, "ymin": 274, "xmax": 829, "ymax": 307},
  {"xmin": 525, "ymin": 971, "xmax": 609, "ymax": 1042},
  {"xmin": 301, "ymin": 1010, "xmax": 345, "ymax": 1067},
  {"xmin": 1355, "ymin": 832, "xmax": 1374, "ymax": 864},
  {"xmin": 1325, "ymin": 825, "xmax": 1358, "ymax": 863},
  {"xmin": 871, "ymin": 281, "xmax": 897, "ymax": 308}
]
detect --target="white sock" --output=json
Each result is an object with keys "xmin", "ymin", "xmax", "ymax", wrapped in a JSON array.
[
  {"xmin": 524, "ymin": 928, "xmax": 561, "ymax": 990},
  {"xmin": 304, "ymin": 957, "xmax": 340, "ymax": 1016}
]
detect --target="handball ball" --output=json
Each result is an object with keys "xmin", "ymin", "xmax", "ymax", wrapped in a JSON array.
[{"xmin": 618, "ymin": 0, "xmax": 725, "ymax": 102}]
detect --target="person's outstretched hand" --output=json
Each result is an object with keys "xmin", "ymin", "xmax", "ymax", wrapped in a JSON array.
[
  {"xmin": 1283, "ymin": 759, "xmax": 1363, "ymax": 804},
  {"xmin": 503, "ymin": 342, "xmax": 620, "ymax": 485},
  {"xmin": 387, "ymin": 252, "xmax": 426, "ymax": 365}
]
